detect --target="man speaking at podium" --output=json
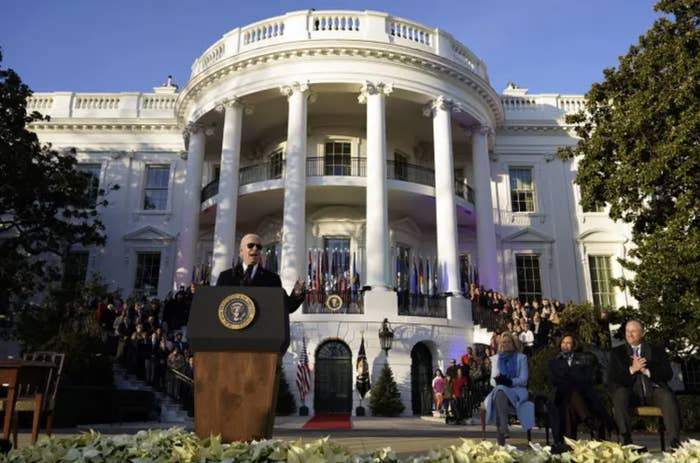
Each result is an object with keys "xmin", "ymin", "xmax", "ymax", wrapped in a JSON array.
[{"xmin": 216, "ymin": 233, "xmax": 305, "ymax": 313}]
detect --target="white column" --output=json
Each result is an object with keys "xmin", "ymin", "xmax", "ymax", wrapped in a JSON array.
[
  {"xmin": 210, "ymin": 98, "xmax": 245, "ymax": 285},
  {"xmin": 174, "ymin": 123, "xmax": 205, "ymax": 288},
  {"xmin": 359, "ymin": 81, "xmax": 393, "ymax": 290},
  {"xmin": 279, "ymin": 82, "xmax": 309, "ymax": 292},
  {"xmin": 471, "ymin": 126, "xmax": 499, "ymax": 291},
  {"xmin": 425, "ymin": 96, "xmax": 461, "ymax": 295}
]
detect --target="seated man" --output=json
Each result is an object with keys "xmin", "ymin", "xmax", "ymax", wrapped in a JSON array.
[
  {"xmin": 484, "ymin": 331, "xmax": 535, "ymax": 445},
  {"xmin": 609, "ymin": 320, "xmax": 681, "ymax": 449},
  {"xmin": 548, "ymin": 334, "xmax": 610, "ymax": 453}
]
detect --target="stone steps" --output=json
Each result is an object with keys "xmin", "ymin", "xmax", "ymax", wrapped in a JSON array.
[{"xmin": 113, "ymin": 364, "xmax": 191, "ymax": 423}]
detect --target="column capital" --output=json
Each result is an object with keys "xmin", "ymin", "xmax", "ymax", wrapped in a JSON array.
[
  {"xmin": 422, "ymin": 96, "xmax": 461, "ymax": 117},
  {"xmin": 463, "ymin": 124, "xmax": 493, "ymax": 138},
  {"xmin": 182, "ymin": 121, "xmax": 204, "ymax": 146},
  {"xmin": 357, "ymin": 81, "xmax": 393, "ymax": 104},
  {"xmin": 280, "ymin": 81, "xmax": 311, "ymax": 98},
  {"xmin": 215, "ymin": 97, "xmax": 255, "ymax": 115},
  {"xmin": 183, "ymin": 121, "xmax": 204, "ymax": 136}
]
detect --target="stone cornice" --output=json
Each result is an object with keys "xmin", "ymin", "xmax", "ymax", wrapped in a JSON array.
[
  {"xmin": 175, "ymin": 41, "xmax": 504, "ymax": 126},
  {"xmin": 498, "ymin": 124, "xmax": 574, "ymax": 135},
  {"xmin": 29, "ymin": 119, "xmax": 179, "ymax": 133}
]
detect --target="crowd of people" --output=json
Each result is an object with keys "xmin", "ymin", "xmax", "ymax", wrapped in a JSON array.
[{"xmin": 95, "ymin": 286, "xmax": 195, "ymax": 398}]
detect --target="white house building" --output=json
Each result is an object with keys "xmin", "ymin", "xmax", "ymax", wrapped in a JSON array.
[{"xmin": 28, "ymin": 10, "xmax": 633, "ymax": 415}]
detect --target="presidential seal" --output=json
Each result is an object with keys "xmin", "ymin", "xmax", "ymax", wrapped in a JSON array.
[
  {"xmin": 218, "ymin": 293, "xmax": 256, "ymax": 330},
  {"xmin": 325, "ymin": 294, "xmax": 343, "ymax": 312}
]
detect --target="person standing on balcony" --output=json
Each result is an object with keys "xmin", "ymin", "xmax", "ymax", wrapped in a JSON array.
[{"xmin": 216, "ymin": 233, "xmax": 306, "ymax": 313}]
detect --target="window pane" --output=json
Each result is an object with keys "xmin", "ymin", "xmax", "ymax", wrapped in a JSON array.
[
  {"xmin": 144, "ymin": 165, "xmax": 169, "ymax": 210},
  {"xmin": 516, "ymin": 255, "xmax": 542, "ymax": 304},
  {"xmin": 324, "ymin": 142, "xmax": 351, "ymax": 176},
  {"xmin": 509, "ymin": 167, "xmax": 535, "ymax": 212},
  {"xmin": 135, "ymin": 252, "xmax": 161, "ymax": 296},
  {"xmin": 588, "ymin": 255, "xmax": 615, "ymax": 309},
  {"xmin": 269, "ymin": 150, "xmax": 283, "ymax": 179},
  {"xmin": 76, "ymin": 164, "xmax": 101, "ymax": 206}
]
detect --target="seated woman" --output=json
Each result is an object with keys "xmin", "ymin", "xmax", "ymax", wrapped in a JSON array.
[
  {"xmin": 484, "ymin": 331, "xmax": 535, "ymax": 445},
  {"xmin": 547, "ymin": 334, "xmax": 611, "ymax": 453}
]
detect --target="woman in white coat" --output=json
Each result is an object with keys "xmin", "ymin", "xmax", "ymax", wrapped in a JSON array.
[{"xmin": 484, "ymin": 332, "xmax": 535, "ymax": 445}]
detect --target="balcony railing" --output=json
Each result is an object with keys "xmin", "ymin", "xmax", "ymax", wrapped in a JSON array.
[
  {"xmin": 240, "ymin": 162, "xmax": 284, "ymax": 185},
  {"xmin": 200, "ymin": 158, "xmax": 475, "ymax": 205},
  {"xmin": 386, "ymin": 160, "xmax": 435, "ymax": 187},
  {"xmin": 454, "ymin": 178, "xmax": 475, "ymax": 203},
  {"xmin": 306, "ymin": 157, "xmax": 366, "ymax": 177},
  {"xmin": 303, "ymin": 289, "xmax": 364, "ymax": 314},
  {"xmin": 397, "ymin": 291, "xmax": 447, "ymax": 318}
]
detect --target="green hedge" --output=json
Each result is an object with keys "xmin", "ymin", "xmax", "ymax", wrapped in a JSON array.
[{"xmin": 2, "ymin": 428, "xmax": 699, "ymax": 463}]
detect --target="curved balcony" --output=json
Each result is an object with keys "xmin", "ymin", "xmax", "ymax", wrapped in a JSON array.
[
  {"xmin": 200, "ymin": 158, "xmax": 475, "ymax": 204},
  {"xmin": 189, "ymin": 10, "xmax": 488, "ymax": 81}
]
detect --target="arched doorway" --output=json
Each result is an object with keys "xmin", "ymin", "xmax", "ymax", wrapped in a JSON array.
[
  {"xmin": 314, "ymin": 340, "xmax": 353, "ymax": 414},
  {"xmin": 411, "ymin": 342, "xmax": 433, "ymax": 415}
]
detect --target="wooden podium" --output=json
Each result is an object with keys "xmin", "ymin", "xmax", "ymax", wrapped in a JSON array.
[{"xmin": 187, "ymin": 286, "xmax": 289, "ymax": 442}]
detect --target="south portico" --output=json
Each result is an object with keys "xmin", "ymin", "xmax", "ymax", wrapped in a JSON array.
[{"xmin": 172, "ymin": 79, "xmax": 500, "ymax": 322}]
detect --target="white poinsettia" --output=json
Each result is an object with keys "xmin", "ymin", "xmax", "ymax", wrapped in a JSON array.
[{"xmin": 660, "ymin": 439, "xmax": 700, "ymax": 463}]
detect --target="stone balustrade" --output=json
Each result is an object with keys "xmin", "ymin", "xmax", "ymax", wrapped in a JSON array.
[
  {"xmin": 501, "ymin": 94, "xmax": 587, "ymax": 116},
  {"xmin": 26, "ymin": 92, "xmax": 179, "ymax": 119},
  {"xmin": 189, "ymin": 10, "xmax": 489, "ymax": 80}
]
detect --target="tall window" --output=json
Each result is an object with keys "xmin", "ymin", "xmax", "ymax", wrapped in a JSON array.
[
  {"xmin": 143, "ymin": 165, "xmax": 170, "ymax": 210},
  {"xmin": 324, "ymin": 142, "xmax": 351, "ymax": 176},
  {"xmin": 63, "ymin": 251, "xmax": 89, "ymax": 289},
  {"xmin": 588, "ymin": 255, "xmax": 615, "ymax": 309},
  {"xmin": 76, "ymin": 164, "xmax": 101, "ymax": 206},
  {"xmin": 509, "ymin": 167, "xmax": 535, "ymax": 212},
  {"xmin": 394, "ymin": 152, "xmax": 408, "ymax": 181},
  {"xmin": 269, "ymin": 150, "xmax": 283, "ymax": 179},
  {"xmin": 516, "ymin": 254, "xmax": 542, "ymax": 303},
  {"xmin": 134, "ymin": 252, "xmax": 161, "ymax": 296}
]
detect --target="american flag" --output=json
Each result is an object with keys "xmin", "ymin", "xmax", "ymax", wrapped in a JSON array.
[{"xmin": 296, "ymin": 337, "xmax": 312, "ymax": 403}]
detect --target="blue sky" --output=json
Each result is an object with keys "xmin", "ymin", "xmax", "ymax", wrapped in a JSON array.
[{"xmin": 1, "ymin": 0, "xmax": 660, "ymax": 95}]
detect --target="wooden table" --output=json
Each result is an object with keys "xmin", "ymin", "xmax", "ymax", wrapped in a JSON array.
[{"xmin": 0, "ymin": 360, "xmax": 54, "ymax": 443}]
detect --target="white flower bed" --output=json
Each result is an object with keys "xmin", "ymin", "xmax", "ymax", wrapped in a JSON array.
[{"xmin": 0, "ymin": 428, "xmax": 697, "ymax": 463}]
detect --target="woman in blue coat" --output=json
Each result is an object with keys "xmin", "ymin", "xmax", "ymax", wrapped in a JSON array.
[{"xmin": 484, "ymin": 331, "xmax": 535, "ymax": 445}]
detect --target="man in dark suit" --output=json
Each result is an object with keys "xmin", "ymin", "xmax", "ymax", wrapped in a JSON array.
[
  {"xmin": 216, "ymin": 233, "xmax": 305, "ymax": 313},
  {"xmin": 609, "ymin": 320, "xmax": 681, "ymax": 449}
]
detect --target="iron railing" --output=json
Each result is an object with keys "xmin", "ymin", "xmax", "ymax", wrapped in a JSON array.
[
  {"xmin": 303, "ymin": 289, "xmax": 364, "ymax": 314},
  {"xmin": 200, "ymin": 158, "xmax": 476, "ymax": 205},
  {"xmin": 386, "ymin": 160, "xmax": 435, "ymax": 186},
  {"xmin": 397, "ymin": 291, "xmax": 447, "ymax": 317},
  {"xmin": 306, "ymin": 157, "xmax": 366, "ymax": 177}
]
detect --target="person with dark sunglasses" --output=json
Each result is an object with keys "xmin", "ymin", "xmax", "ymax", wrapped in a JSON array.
[{"xmin": 216, "ymin": 233, "xmax": 306, "ymax": 313}]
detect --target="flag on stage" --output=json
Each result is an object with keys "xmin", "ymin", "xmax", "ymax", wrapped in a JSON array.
[
  {"xmin": 355, "ymin": 335, "xmax": 370, "ymax": 399},
  {"xmin": 296, "ymin": 337, "xmax": 312, "ymax": 403}
]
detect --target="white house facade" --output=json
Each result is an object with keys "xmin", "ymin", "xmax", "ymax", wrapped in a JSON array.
[{"xmin": 28, "ymin": 10, "xmax": 634, "ymax": 415}]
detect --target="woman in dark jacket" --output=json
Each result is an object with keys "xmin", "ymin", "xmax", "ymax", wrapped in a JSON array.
[{"xmin": 547, "ymin": 334, "xmax": 610, "ymax": 453}]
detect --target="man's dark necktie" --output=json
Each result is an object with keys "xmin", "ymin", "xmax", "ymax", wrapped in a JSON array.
[
  {"xmin": 635, "ymin": 346, "xmax": 648, "ymax": 401},
  {"xmin": 243, "ymin": 265, "xmax": 254, "ymax": 286}
]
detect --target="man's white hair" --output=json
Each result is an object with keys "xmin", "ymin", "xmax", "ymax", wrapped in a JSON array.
[{"xmin": 239, "ymin": 233, "xmax": 261, "ymax": 247}]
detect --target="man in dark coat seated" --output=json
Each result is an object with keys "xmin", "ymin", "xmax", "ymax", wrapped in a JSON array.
[
  {"xmin": 548, "ymin": 334, "xmax": 610, "ymax": 454},
  {"xmin": 216, "ymin": 233, "xmax": 305, "ymax": 313},
  {"xmin": 609, "ymin": 319, "xmax": 681, "ymax": 450}
]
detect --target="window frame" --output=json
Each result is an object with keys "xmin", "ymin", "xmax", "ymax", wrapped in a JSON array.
[
  {"xmin": 133, "ymin": 251, "xmax": 162, "ymax": 297},
  {"xmin": 75, "ymin": 163, "xmax": 102, "ymax": 207},
  {"xmin": 323, "ymin": 141, "xmax": 352, "ymax": 176},
  {"xmin": 142, "ymin": 164, "xmax": 171, "ymax": 211},
  {"xmin": 508, "ymin": 166, "xmax": 536, "ymax": 213},
  {"xmin": 515, "ymin": 253, "xmax": 543, "ymax": 304},
  {"xmin": 588, "ymin": 254, "xmax": 616, "ymax": 309}
]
